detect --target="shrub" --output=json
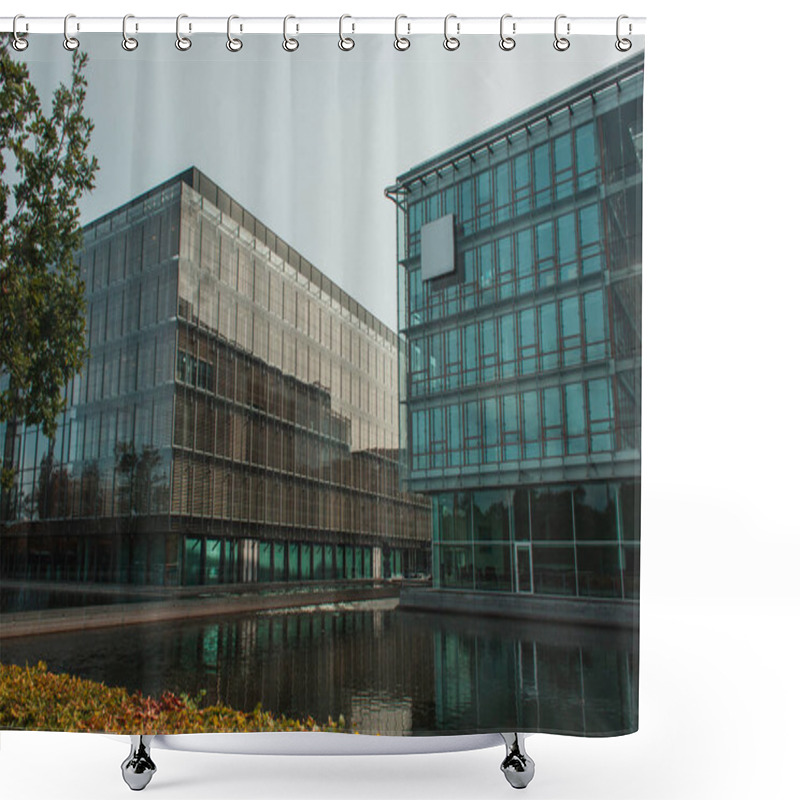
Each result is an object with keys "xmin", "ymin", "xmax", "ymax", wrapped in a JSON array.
[{"xmin": 0, "ymin": 662, "xmax": 343, "ymax": 734}]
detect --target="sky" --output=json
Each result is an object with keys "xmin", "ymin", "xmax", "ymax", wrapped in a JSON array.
[{"xmin": 18, "ymin": 33, "xmax": 632, "ymax": 329}]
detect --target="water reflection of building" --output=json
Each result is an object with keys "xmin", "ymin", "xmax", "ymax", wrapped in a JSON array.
[
  {"xmin": 387, "ymin": 54, "xmax": 643, "ymax": 620},
  {"xmin": 432, "ymin": 617, "xmax": 637, "ymax": 734},
  {"xmin": 0, "ymin": 168, "xmax": 430, "ymax": 587}
]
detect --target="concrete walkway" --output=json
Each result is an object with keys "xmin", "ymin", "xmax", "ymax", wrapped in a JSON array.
[{"xmin": 0, "ymin": 585, "xmax": 400, "ymax": 639}]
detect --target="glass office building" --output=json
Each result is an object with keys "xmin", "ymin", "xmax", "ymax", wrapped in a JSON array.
[
  {"xmin": 388, "ymin": 54, "xmax": 642, "ymax": 608},
  {"xmin": 0, "ymin": 169, "xmax": 430, "ymax": 587}
]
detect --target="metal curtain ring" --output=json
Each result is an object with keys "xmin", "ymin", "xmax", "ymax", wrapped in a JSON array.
[
  {"xmin": 226, "ymin": 15, "xmax": 243, "ymax": 51},
  {"xmin": 283, "ymin": 15, "xmax": 299, "ymax": 51},
  {"xmin": 394, "ymin": 14, "xmax": 410, "ymax": 51},
  {"xmin": 338, "ymin": 14, "xmax": 355, "ymax": 51},
  {"xmin": 499, "ymin": 14, "xmax": 516, "ymax": 51},
  {"xmin": 553, "ymin": 14, "xmax": 570, "ymax": 51},
  {"xmin": 176, "ymin": 14, "xmax": 192, "ymax": 51},
  {"xmin": 12, "ymin": 14, "xmax": 29, "ymax": 51},
  {"xmin": 63, "ymin": 14, "xmax": 79, "ymax": 51},
  {"xmin": 443, "ymin": 14, "xmax": 460, "ymax": 51},
  {"xmin": 615, "ymin": 15, "xmax": 632, "ymax": 51},
  {"xmin": 122, "ymin": 14, "xmax": 138, "ymax": 51}
]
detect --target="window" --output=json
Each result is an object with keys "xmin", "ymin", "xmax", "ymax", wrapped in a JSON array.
[
  {"xmin": 565, "ymin": 382, "xmax": 587, "ymax": 454},
  {"xmin": 579, "ymin": 204, "xmax": 603, "ymax": 274},
  {"xmin": 584, "ymin": 290, "xmax": 606, "ymax": 361},
  {"xmin": 539, "ymin": 302, "xmax": 558, "ymax": 370},
  {"xmin": 575, "ymin": 123, "xmax": 598, "ymax": 190},
  {"xmin": 560, "ymin": 296, "xmax": 581, "ymax": 366},
  {"xmin": 536, "ymin": 221, "xmax": 555, "ymax": 288},
  {"xmin": 543, "ymin": 387, "xmax": 563, "ymax": 457},
  {"xmin": 499, "ymin": 313, "xmax": 516, "ymax": 378}
]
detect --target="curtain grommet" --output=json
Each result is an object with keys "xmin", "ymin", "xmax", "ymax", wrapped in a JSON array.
[
  {"xmin": 443, "ymin": 14, "xmax": 460, "ymax": 51},
  {"xmin": 283, "ymin": 15, "xmax": 299, "ymax": 52},
  {"xmin": 499, "ymin": 14, "xmax": 516, "ymax": 51},
  {"xmin": 63, "ymin": 14, "xmax": 80, "ymax": 51},
  {"xmin": 176, "ymin": 14, "xmax": 192, "ymax": 51},
  {"xmin": 554, "ymin": 14, "xmax": 570, "ymax": 51}
]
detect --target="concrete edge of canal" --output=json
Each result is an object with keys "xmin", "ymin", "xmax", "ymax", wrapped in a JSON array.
[
  {"xmin": 399, "ymin": 586, "xmax": 640, "ymax": 629},
  {"xmin": 0, "ymin": 585, "xmax": 401, "ymax": 639}
]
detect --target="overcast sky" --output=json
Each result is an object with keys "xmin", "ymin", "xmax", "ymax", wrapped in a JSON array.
[{"xmin": 20, "ymin": 33, "xmax": 635, "ymax": 328}]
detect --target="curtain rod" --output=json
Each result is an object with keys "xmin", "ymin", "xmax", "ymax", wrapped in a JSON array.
[{"xmin": 1, "ymin": 16, "xmax": 645, "ymax": 37}]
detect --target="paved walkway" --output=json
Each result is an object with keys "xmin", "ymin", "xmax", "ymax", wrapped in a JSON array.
[{"xmin": 0, "ymin": 584, "xmax": 400, "ymax": 639}]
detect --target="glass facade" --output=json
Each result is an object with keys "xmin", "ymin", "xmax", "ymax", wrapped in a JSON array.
[
  {"xmin": 1, "ymin": 170, "xmax": 430, "ymax": 587},
  {"xmin": 393, "ymin": 54, "xmax": 643, "ymax": 600}
]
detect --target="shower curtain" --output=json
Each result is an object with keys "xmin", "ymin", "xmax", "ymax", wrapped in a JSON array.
[{"xmin": 0, "ymin": 21, "xmax": 643, "ymax": 742}]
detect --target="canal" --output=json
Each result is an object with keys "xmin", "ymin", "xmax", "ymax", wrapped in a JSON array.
[{"xmin": 1, "ymin": 600, "xmax": 637, "ymax": 736}]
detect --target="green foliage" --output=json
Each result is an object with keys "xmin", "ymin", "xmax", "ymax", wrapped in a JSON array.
[
  {"xmin": 0, "ymin": 662, "xmax": 344, "ymax": 734},
  {"xmin": 1, "ymin": 39, "xmax": 99, "ymax": 490}
]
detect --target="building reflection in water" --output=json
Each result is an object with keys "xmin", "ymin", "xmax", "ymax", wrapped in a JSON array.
[{"xmin": 2, "ymin": 606, "xmax": 636, "ymax": 736}]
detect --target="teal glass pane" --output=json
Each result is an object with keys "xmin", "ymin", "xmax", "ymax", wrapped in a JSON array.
[
  {"xmin": 481, "ymin": 318, "xmax": 497, "ymax": 382},
  {"xmin": 258, "ymin": 542, "xmax": 271, "ymax": 582},
  {"xmin": 437, "ymin": 493, "xmax": 456, "ymax": 542},
  {"xmin": 185, "ymin": 537, "xmax": 202, "ymax": 586},
  {"xmin": 479, "ymin": 242, "xmax": 494, "ymax": 289},
  {"xmin": 554, "ymin": 133, "xmax": 573, "ymax": 200},
  {"xmin": 345, "ymin": 546, "xmax": 354, "ymax": 579},
  {"xmin": 522, "ymin": 390, "xmax": 540, "ymax": 459},
  {"xmin": 533, "ymin": 143, "xmax": 552, "ymax": 207},
  {"xmin": 516, "ymin": 229, "xmax": 534, "ymax": 293},
  {"xmin": 579, "ymin": 204, "xmax": 603, "ymax": 274},
  {"xmin": 495, "ymin": 162, "xmax": 511, "ymax": 222},
  {"xmin": 498, "ymin": 236, "xmax": 514, "ymax": 299},
  {"xmin": 565, "ymin": 383, "xmax": 587, "ymax": 454},
  {"xmin": 463, "ymin": 323, "xmax": 478, "ymax": 385},
  {"xmin": 459, "ymin": 179, "xmax": 474, "ymax": 235},
  {"xmin": 273, "ymin": 542, "xmax": 285, "ymax": 580},
  {"xmin": 557, "ymin": 214, "xmax": 577, "ymax": 282},
  {"xmin": 355, "ymin": 547, "xmax": 364, "ymax": 579},
  {"xmin": 336, "ymin": 545, "xmax": 345, "ymax": 579},
  {"xmin": 588, "ymin": 378, "xmax": 614, "ymax": 451},
  {"xmin": 543, "ymin": 387, "xmax": 563, "ymax": 457},
  {"xmin": 518, "ymin": 308, "xmax": 537, "ymax": 374},
  {"xmin": 560, "ymin": 296, "xmax": 581, "ymax": 366},
  {"xmin": 536, "ymin": 221, "xmax": 555, "ymax": 288},
  {"xmin": 482, "ymin": 397, "xmax": 499, "ymax": 463},
  {"xmin": 288, "ymin": 542, "xmax": 299, "ymax": 580},
  {"xmin": 447, "ymin": 404, "xmax": 462, "ymax": 467},
  {"xmin": 464, "ymin": 400, "xmax": 480, "ymax": 465},
  {"xmin": 455, "ymin": 492, "xmax": 471, "ymax": 540},
  {"xmin": 502, "ymin": 394, "xmax": 520, "ymax": 462},
  {"xmin": 205, "ymin": 539, "xmax": 221, "ymax": 583},
  {"xmin": 499, "ymin": 313, "xmax": 516, "ymax": 377},
  {"xmin": 539, "ymin": 302, "xmax": 558, "ymax": 369},
  {"xmin": 301, "ymin": 543, "xmax": 312, "ymax": 580},
  {"xmin": 584, "ymin": 290, "xmax": 606, "ymax": 361},
  {"xmin": 513, "ymin": 153, "xmax": 532, "ymax": 214},
  {"xmin": 575, "ymin": 123, "xmax": 598, "ymax": 189}
]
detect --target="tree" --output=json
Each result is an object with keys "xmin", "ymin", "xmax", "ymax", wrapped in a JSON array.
[{"xmin": 0, "ymin": 39, "xmax": 98, "ymax": 495}]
